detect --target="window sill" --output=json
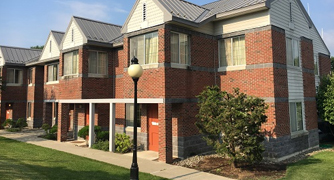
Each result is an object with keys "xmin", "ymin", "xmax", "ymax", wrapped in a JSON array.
[
  {"xmin": 46, "ymin": 81, "xmax": 59, "ymax": 85},
  {"xmin": 141, "ymin": 63, "xmax": 159, "ymax": 69},
  {"xmin": 125, "ymin": 126, "xmax": 141, "ymax": 133},
  {"xmin": 171, "ymin": 63, "xmax": 188, "ymax": 69},
  {"xmin": 61, "ymin": 74, "xmax": 79, "ymax": 79},
  {"xmin": 28, "ymin": 84, "xmax": 33, "ymax": 86},
  {"xmin": 291, "ymin": 130, "xmax": 308, "ymax": 139},
  {"xmin": 88, "ymin": 74, "xmax": 108, "ymax": 78},
  {"xmin": 218, "ymin": 65, "xmax": 246, "ymax": 72},
  {"xmin": 6, "ymin": 83, "xmax": 23, "ymax": 86}
]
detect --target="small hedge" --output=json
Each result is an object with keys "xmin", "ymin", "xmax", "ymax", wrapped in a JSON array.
[
  {"xmin": 115, "ymin": 133, "xmax": 132, "ymax": 153},
  {"xmin": 92, "ymin": 140, "xmax": 109, "ymax": 151},
  {"xmin": 2, "ymin": 118, "xmax": 27, "ymax": 131},
  {"xmin": 40, "ymin": 123, "xmax": 57, "ymax": 140}
]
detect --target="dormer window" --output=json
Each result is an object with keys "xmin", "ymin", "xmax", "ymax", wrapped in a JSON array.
[{"xmin": 143, "ymin": 3, "xmax": 146, "ymax": 21}]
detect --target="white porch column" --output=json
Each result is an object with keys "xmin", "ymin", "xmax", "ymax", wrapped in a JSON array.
[
  {"xmin": 88, "ymin": 103, "xmax": 95, "ymax": 148},
  {"xmin": 109, "ymin": 103, "xmax": 115, "ymax": 152}
]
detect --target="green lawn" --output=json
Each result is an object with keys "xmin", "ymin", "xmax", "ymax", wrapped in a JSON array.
[
  {"xmin": 0, "ymin": 136, "xmax": 167, "ymax": 180},
  {"xmin": 281, "ymin": 151, "xmax": 334, "ymax": 180}
]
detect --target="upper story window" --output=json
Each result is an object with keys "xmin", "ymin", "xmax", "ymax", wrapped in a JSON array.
[
  {"xmin": 289, "ymin": 102, "xmax": 304, "ymax": 133},
  {"xmin": 28, "ymin": 68, "xmax": 33, "ymax": 84},
  {"xmin": 130, "ymin": 32, "xmax": 158, "ymax": 65},
  {"xmin": 88, "ymin": 51, "xmax": 108, "ymax": 75},
  {"xmin": 48, "ymin": 64, "xmax": 59, "ymax": 82},
  {"xmin": 143, "ymin": 3, "xmax": 146, "ymax": 21},
  {"xmin": 219, "ymin": 35, "xmax": 246, "ymax": 67},
  {"xmin": 314, "ymin": 54, "xmax": 319, "ymax": 76},
  {"xmin": 63, "ymin": 50, "xmax": 78, "ymax": 76},
  {"xmin": 171, "ymin": 32, "xmax": 189, "ymax": 65},
  {"xmin": 286, "ymin": 37, "xmax": 300, "ymax": 67},
  {"xmin": 7, "ymin": 68, "xmax": 23, "ymax": 85}
]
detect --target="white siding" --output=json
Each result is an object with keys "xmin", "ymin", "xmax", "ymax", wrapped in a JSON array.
[
  {"xmin": 214, "ymin": 10, "xmax": 270, "ymax": 35},
  {"xmin": 62, "ymin": 21, "xmax": 85, "ymax": 50},
  {"xmin": 40, "ymin": 34, "xmax": 61, "ymax": 61},
  {"xmin": 0, "ymin": 50, "xmax": 4, "ymax": 66},
  {"xmin": 127, "ymin": 0, "xmax": 164, "ymax": 33},
  {"xmin": 287, "ymin": 68, "xmax": 304, "ymax": 100},
  {"xmin": 270, "ymin": 0, "xmax": 329, "ymax": 54}
]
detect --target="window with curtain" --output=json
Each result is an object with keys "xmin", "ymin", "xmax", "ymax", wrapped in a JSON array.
[
  {"xmin": 314, "ymin": 54, "xmax": 319, "ymax": 76},
  {"xmin": 171, "ymin": 32, "xmax": 189, "ymax": 64},
  {"xmin": 286, "ymin": 38, "xmax": 300, "ymax": 67},
  {"xmin": 88, "ymin": 51, "xmax": 107, "ymax": 75},
  {"xmin": 219, "ymin": 35, "xmax": 246, "ymax": 67},
  {"xmin": 130, "ymin": 32, "xmax": 158, "ymax": 65},
  {"xmin": 126, "ymin": 103, "xmax": 141, "ymax": 127},
  {"xmin": 289, "ymin": 102, "xmax": 303, "ymax": 132},
  {"xmin": 47, "ymin": 64, "xmax": 59, "ymax": 82},
  {"xmin": 7, "ymin": 68, "xmax": 23, "ymax": 84},
  {"xmin": 63, "ymin": 50, "xmax": 78, "ymax": 75}
]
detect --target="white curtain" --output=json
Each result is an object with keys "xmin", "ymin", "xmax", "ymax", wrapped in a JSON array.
[
  {"xmin": 98, "ymin": 52, "xmax": 107, "ymax": 75},
  {"xmin": 145, "ymin": 33, "xmax": 158, "ymax": 64},
  {"xmin": 171, "ymin": 33, "xmax": 179, "ymax": 63},
  {"xmin": 180, "ymin": 34, "xmax": 188, "ymax": 64}
]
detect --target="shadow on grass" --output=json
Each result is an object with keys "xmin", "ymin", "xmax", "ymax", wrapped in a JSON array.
[{"xmin": 287, "ymin": 157, "xmax": 322, "ymax": 168}]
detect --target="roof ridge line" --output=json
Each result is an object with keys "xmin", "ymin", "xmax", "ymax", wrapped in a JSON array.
[
  {"xmin": 73, "ymin": 16, "xmax": 122, "ymax": 28},
  {"xmin": 51, "ymin": 30, "xmax": 65, "ymax": 34}
]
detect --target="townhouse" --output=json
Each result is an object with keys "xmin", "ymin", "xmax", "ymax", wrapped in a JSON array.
[{"xmin": 0, "ymin": 0, "xmax": 331, "ymax": 163}]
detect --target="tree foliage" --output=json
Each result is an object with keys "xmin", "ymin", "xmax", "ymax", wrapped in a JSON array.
[
  {"xmin": 196, "ymin": 86, "xmax": 268, "ymax": 167},
  {"xmin": 317, "ymin": 74, "xmax": 334, "ymax": 126},
  {"xmin": 30, "ymin": 45, "xmax": 44, "ymax": 49},
  {"xmin": 331, "ymin": 57, "xmax": 334, "ymax": 71}
]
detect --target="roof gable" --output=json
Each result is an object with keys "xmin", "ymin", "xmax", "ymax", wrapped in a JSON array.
[{"xmin": 38, "ymin": 30, "xmax": 64, "ymax": 62}]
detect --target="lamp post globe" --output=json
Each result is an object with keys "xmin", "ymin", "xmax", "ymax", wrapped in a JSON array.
[{"xmin": 128, "ymin": 56, "xmax": 142, "ymax": 180}]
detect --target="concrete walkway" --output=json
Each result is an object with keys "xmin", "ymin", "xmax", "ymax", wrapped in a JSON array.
[{"xmin": 0, "ymin": 129, "xmax": 233, "ymax": 180}]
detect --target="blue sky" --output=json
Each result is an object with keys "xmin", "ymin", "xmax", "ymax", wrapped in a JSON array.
[{"xmin": 0, "ymin": 0, "xmax": 333, "ymax": 55}]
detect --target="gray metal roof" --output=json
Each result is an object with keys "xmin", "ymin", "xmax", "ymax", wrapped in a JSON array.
[
  {"xmin": 157, "ymin": 0, "xmax": 209, "ymax": 22},
  {"xmin": 0, "ymin": 46, "xmax": 42, "ymax": 65},
  {"xmin": 202, "ymin": 0, "xmax": 267, "ymax": 20},
  {"xmin": 73, "ymin": 16, "xmax": 122, "ymax": 44},
  {"xmin": 51, "ymin": 30, "xmax": 65, "ymax": 46}
]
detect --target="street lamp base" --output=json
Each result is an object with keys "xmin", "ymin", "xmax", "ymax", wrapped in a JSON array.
[{"xmin": 130, "ymin": 165, "xmax": 139, "ymax": 180}]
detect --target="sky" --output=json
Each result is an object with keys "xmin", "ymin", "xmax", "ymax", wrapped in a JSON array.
[{"xmin": 0, "ymin": 0, "xmax": 333, "ymax": 55}]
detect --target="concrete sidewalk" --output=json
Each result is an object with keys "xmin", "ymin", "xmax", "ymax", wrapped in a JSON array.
[{"xmin": 0, "ymin": 129, "xmax": 233, "ymax": 180}]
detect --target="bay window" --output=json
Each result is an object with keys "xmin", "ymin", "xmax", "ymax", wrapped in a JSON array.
[
  {"xmin": 171, "ymin": 32, "xmax": 189, "ymax": 65},
  {"xmin": 219, "ymin": 35, "xmax": 246, "ymax": 67},
  {"xmin": 63, "ymin": 50, "xmax": 78, "ymax": 75},
  {"xmin": 130, "ymin": 32, "xmax": 158, "ymax": 65},
  {"xmin": 88, "ymin": 51, "xmax": 107, "ymax": 75}
]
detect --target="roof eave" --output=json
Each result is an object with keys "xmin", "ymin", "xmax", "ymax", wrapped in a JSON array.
[{"xmin": 216, "ymin": 3, "xmax": 268, "ymax": 20}]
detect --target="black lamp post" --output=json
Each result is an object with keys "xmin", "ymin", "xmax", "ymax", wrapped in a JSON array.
[{"xmin": 128, "ymin": 56, "xmax": 143, "ymax": 180}]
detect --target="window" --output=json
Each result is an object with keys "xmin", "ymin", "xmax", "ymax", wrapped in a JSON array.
[
  {"xmin": 126, "ymin": 104, "xmax": 141, "ymax": 127},
  {"xmin": 219, "ymin": 35, "xmax": 246, "ymax": 67},
  {"xmin": 289, "ymin": 102, "xmax": 303, "ymax": 132},
  {"xmin": 7, "ymin": 68, "xmax": 23, "ymax": 84},
  {"xmin": 130, "ymin": 32, "xmax": 158, "ymax": 65},
  {"xmin": 63, "ymin": 51, "xmax": 78, "ymax": 75},
  {"xmin": 314, "ymin": 54, "xmax": 319, "ymax": 76},
  {"xmin": 171, "ymin": 32, "xmax": 189, "ymax": 65},
  {"xmin": 28, "ymin": 68, "xmax": 33, "ymax": 84},
  {"xmin": 143, "ymin": 3, "xmax": 146, "ymax": 21},
  {"xmin": 88, "ymin": 51, "xmax": 108, "ymax": 75},
  {"xmin": 27, "ymin": 102, "xmax": 32, "ymax": 118},
  {"xmin": 286, "ymin": 38, "xmax": 300, "ymax": 67},
  {"xmin": 48, "ymin": 64, "xmax": 59, "ymax": 82}
]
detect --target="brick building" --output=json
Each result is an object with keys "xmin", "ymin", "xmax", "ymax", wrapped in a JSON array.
[{"xmin": 0, "ymin": 0, "xmax": 332, "ymax": 163}]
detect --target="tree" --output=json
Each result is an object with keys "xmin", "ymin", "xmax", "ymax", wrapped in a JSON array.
[
  {"xmin": 196, "ymin": 86, "xmax": 268, "ymax": 168},
  {"xmin": 330, "ymin": 57, "xmax": 334, "ymax": 71},
  {"xmin": 317, "ymin": 74, "xmax": 334, "ymax": 133},
  {"xmin": 30, "ymin": 45, "xmax": 44, "ymax": 49}
]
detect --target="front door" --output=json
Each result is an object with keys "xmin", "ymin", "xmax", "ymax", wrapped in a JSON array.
[
  {"xmin": 6, "ymin": 103, "xmax": 13, "ymax": 120},
  {"xmin": 148, "ymin": 104, "xmax": 159, "ymax": 152}
]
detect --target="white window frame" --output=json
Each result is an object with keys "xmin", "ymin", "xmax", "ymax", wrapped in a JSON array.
[
  {"xmin": 47, "ymin": 64, "xmax": 59, "ymax": 82},
  {"xmin": 286, "ymin": 37, "xmax": 300, "ymax": 67},
  {"xmin": 219, "ymin": 35, "xmax": 246, "ymax": 70},
  {"xmin": 289, "ymin": 101, "xmax": 305, "ymax": 134},
  {"xmin": 130, "ymin": 32, "xmax": 158, "ymax": 66},
  {"xmin": 88, "ymin": 51, "xmax": 108, "ymax": 75},
  {"xmin": 314, "ymin": 54, "xmax": 319, "ymax": 76},
  {"xmin": 63, "ymin": 50, "xmax": 78, "ymax": 76},
  {"xmin": 171, "ymin": 32, "xmax": 190, "ymax": 67},
  {"xmin": 7, "ymin": 68, "xmax": 23, "ymax": 85}
]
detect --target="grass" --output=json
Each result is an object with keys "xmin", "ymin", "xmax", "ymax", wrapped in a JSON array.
[
  {"xmin": 281, "ymin": 151, "xmax": 334, "ymax": 180},
  {"xmin": 0, "ymin": 136, "xmax": 167, "ymax": 180}
]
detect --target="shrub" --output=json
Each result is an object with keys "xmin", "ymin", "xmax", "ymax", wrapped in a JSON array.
[
  {"xmin": 92, "ymin": 140, "xmax": 109, "ymax": 151},
  {"xmin": 2, "ymin": 119, "xmax": 14, "ymax": 128},
  {"xmin": 115, "ymin": 133, "xmax": 132, "ymax": 153},
  {"xmin": 196, "ymin": 86, "xmax": 268, "ymax": 168},
  {"xmin": 40, "ymin": 124, "xmax": 57, "ymax": 140},
  {"xmin": 15, "ymin": 118, "xmax": 28, "ymax": 131},
  {"xmin": 42, "ymin": 124, "xmax": 51, "ymax": 134},
  {"xmin": 96, "ymin": 131, "xmax": 109, "ymax": 142},
  {"xmin": 2, "ymin": 118, "xmax": 27, "ymax": 131},
  {"xmin": 50, "ymin": 125, "xmax": 58, "ymax": 134},
  {"xmin": 78, "ymin": 126, "xmax": 103, "ymax": 139}
]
